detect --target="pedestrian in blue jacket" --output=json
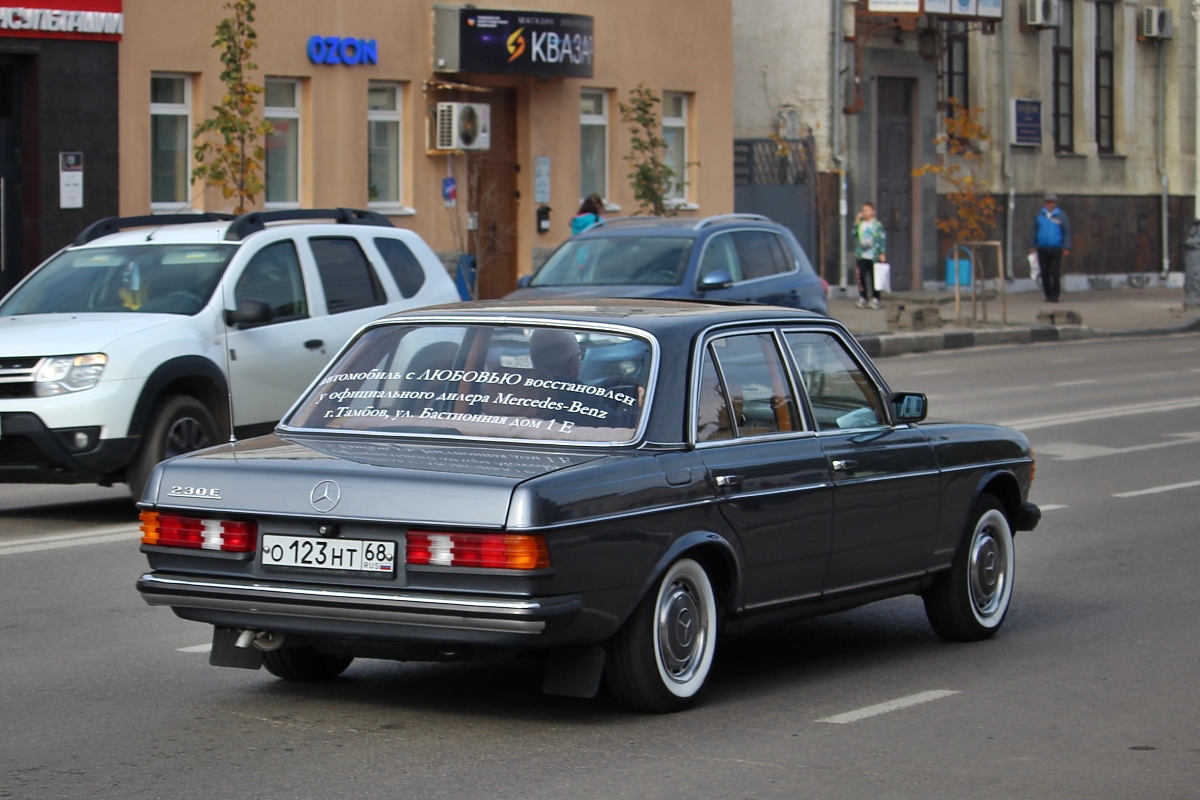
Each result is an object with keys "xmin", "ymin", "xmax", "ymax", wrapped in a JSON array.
[{"xmin": 1029, "ymin": 193, "xmax": 1071, "ymax": 302}]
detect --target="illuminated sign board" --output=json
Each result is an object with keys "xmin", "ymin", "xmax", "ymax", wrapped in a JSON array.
[
  {"xmin": 0, "ymin": 1, "xmax": 123, "ymax": 41},
  {"xmin": 867, "ymin": 0, "xmax": 1001, "ymax": 17},
  {"xmin": 448, "ymin": 8, "xmax": 593, "ymax": 79},
  {"xmin": 307, "ymin": 36, "xmax": 378, "ymax": 66}
]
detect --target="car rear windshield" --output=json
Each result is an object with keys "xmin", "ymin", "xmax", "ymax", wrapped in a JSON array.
[
  {"xmin": 0, "ymin": 244, "xmax": 237, "ymax": 316},
  {"xmin": 285, "ymin": 323, "xmax": 655, "ymax": 444},
  {"xmin": 530, "ymin": 237, "xmax": 693, "ymax": 287}
]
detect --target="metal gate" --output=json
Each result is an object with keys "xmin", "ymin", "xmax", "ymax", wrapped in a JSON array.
[{"xmin": 733, "ymin": 137, "xmax": 819, "ymax": 265}]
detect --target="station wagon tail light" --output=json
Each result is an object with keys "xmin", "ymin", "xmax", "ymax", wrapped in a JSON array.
[
  {"xmin": 406, "ymin": 531, "xmax": 550, "ymax": 570},
  {"xmin": 140, "ymin": 511, "xmax": 258, "ymax": 553}
]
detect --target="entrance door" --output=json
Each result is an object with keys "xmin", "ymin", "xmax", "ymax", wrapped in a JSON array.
[
  {"xmin": 876, "ymin": 78, "xmax": 914, "ymax": 291},
  {"xmin": 471, "ymin": 88, "xmax": 518, "ymax": 299},
  {"xmin": 0, "ymin": 59, "xmax": 22, "ymax": 295}
]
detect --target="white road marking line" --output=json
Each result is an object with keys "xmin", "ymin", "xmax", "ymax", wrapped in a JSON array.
[
  {"xmin": 817, "ymin": 690, "xmax": 960, "ymax": 724},
  {"xmin": 1049, "ymin": 358, "xmax": 1084, "ymax": 364},
  {"xmin": 914, "ymin": 368, "xmax": 953, "ymax": 376},
  {"xmin": 1039, "ymin": 504, "xmax": 1068, "ymax": 511},
  {"xmin": 177, "ymin": 644, "xmax": 212, "ymax": 653},
  {"xmin": 1034, "ymin": 432, "xmax": 1200, "ymax": 461},
  {"xmin": 1168, "ymin": 348, "xmax": 1197, "ymax": 354},
  {"xmin": 1053, "ymin": 379, "xmax": 1098, "ymax": 387},
  {"xmin": 1114, "ymin": 479, "xmax": 1200, "ymax": 499},
  {"xmin": 1001, "ymin": 397, "xmax": 1200, "ymax": 431},
  {"xmin": 0, "ymin": 525, "xmax": 141, "ymax": 556}
]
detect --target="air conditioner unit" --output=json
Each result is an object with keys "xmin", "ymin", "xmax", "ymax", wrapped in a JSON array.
[
  {"xmin": 435, "ymin": 102, "xmax": 491, "ymax": 151},
  {"xmin": 1024, "ymin": 0, "xmax": 1060, "ymax": 28},
  {"xmin": 1140, "ymin": 6, "xmax": 1173, "ymax": 39}
]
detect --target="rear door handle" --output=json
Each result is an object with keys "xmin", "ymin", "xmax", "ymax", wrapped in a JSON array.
[
  {"xmin": 304, "ymin": 339, "xmax": 324, "ymax": 350},
  {"xmin": 714, "ymin": 474, "xmax": 743, "ymax": 489},
  {"xmin": 832, "ymin": 459, "xmax": 858, "ymax": 472}
]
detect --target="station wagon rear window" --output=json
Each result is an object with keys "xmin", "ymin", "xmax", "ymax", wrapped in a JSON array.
[{"xmin": 285, "ymin": 323, "xmax": 655, "ymax": 444}]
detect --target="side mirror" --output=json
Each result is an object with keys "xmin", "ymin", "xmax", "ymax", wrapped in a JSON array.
[
  {"xmin": 225, "ymin": 298, "xmax": 273, "ymax": 328},
  {"xmin": 889, "ymin": 391, "xmax": 927, "ymax": 423},
  {"xmin": 516, "ymin": 274, "xmax": 533, "ymax": 289},
  {"xmin": 698, "ymin": 270, "xmax": 734, "ymax": 291}
]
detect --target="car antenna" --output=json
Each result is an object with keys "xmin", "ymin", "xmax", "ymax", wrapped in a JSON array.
[{"xmin": 220, "ymin": 270, "xmax": 238, "ymax": 449}]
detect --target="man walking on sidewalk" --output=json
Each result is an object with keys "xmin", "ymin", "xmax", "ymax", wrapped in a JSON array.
[
  {"xmin": 1029, "ymin": 193, "xmax": 1072, "ymax": 303},
  {"xmin": 854, "ymin": 202, "xmax": 887, "ymax": 309}
]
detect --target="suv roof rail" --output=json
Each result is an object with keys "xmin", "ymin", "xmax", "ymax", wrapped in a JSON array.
[
  {"xmin": 589, "ymin": 216, "xmax": 667, "ymax": 228},
  {"xmin": 692, "ymin": 213, "xmax": 771, "ymax": 231},
  {"xmin": 73, "ymin": 212, "xmax": 236, "ymax": 246},
  {"xmin": 224, "ymin": 207, "xmax": 394, "ymax": 241}
]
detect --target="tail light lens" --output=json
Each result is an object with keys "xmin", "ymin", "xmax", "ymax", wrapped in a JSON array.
[
  {"xmin": 140, "ymin": 510, "xmax": 258, "ymax": 553},
  {"xmin": 406, "ymin": 531, "xmax": 550, "ymax": 570}
]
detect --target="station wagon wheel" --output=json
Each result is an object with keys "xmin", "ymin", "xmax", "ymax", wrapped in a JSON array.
[
  {"xmin": 126, "ymin": 395, "xmax": 219, "ymax": 500},
  {"xmin": 263, "ymin": 645, "xmax": 353, "ymax": 682},
  {"xmin": 923, "ymin": 493, "xmax": 1015, "ymax": 642},
  {"xmin": 605, "ymin": 557, "xmax": 718, "ymax": 713}
]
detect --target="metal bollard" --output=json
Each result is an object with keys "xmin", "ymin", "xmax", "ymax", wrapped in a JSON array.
[{"xmin": 1186, "ymin": 219, "xmax": 1200, "ymax": 308}]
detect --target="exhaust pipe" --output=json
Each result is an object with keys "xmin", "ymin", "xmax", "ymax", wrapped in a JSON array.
[{"xmin": 233, "ymin": 629, "xmax": 286, "ymax": 651}]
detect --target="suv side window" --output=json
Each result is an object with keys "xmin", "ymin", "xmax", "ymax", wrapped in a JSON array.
[
  {"xmin": 310, "ymin": 237, "xmax": 385, "ymax": 314},
  {"xmin": 697, "ymin": 233, "xmax": 743, "ymax": 283},
  {"xmin": 374, "ymin": 237, "xmax": 426, "ymax": 299},
  {"xmin": 733, "ymin": 231, "xmax": 779, "ymax": 281},
  {"xmin": 234, "ymin": 240, "xmax": 308, "ymax": 323},
  {"xmin": 768, "ymin": 233, "xmax": 796, "ymax": 274},
  {"xmin": 785, "ymin": 331, "xmax": 886, "ymax": 431},
  {"xmin": 698, "ymin": 333, "xmax": 800, "ymax": 439}
]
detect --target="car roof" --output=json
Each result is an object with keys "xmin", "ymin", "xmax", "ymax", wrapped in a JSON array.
[
  {"xmin": 574, "ymin": 214, "xmax": 786, "ymax": 240},
  {"xmin": 379, "ymin": 298, "xmax": 833, "ymax": 335},
  {"xmin": 70, "ymin": 220, "xmax": 421, "ymax": 249}
]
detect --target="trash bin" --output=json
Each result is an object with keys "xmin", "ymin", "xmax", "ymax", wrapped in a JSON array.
[{"xmin": 945, "ymin": 257, "xmax": 972, "ymax": 287}]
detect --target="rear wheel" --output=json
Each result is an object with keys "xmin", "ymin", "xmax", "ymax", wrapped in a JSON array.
[
  {"xmin": 126, "ymin": 395, "xmax": 218, "ymax": 499},
  {"xmin": 923, "ymin": 494, "xmax": 1015, "ymax": 641},
  {"xmin": 263, "ymin": 646, "xmax": 354, "ymax": 681},
  {"xmin": 605, "ymin": 557, "xmax": 717, "ymax": 713}
]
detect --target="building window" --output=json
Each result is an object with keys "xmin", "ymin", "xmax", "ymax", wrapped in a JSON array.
[
  {"xmin": 580, "ymin": 89, "xmax": 608, "ymax": 201},
  {"xmin": 264, "ymin": 78, "xmax": 301, "ymax": 207},
  {"xmin": 1053, "ymin": 0, "xmax": 1074, "ymax": 152},
  {"xmin": 367, "ymin": 83, "xmax": 402, "ymax": 208},
  {"xmin": 1095, "ymin": 0, "xmax": 1115, "ymax": 154},
  {"xmin": 150, "ymin": 74, "xmax": 190, "ymax": 209},
  {"xmin": 944, "ymin": 21, "xmax": 969, "ymax": 112},
  {"xmin": 662, "ymin": 92, "xmax": 688, "ymax": 201}
]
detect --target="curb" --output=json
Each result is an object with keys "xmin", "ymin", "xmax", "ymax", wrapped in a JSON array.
[{"xmin": 850, "ymin": 323, "xmax": 1179, "ymax": 358}]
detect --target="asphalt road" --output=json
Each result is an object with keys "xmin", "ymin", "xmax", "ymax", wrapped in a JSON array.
[{"xmin": 2, "ymin": 334, "xmax": 1199, "ymax": 799}]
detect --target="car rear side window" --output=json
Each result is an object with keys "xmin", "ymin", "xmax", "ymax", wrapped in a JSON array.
[
  {"xmin": 234, "ymin": 241, "xmax": 308, "ymax": 323},
  {"xmin": 374, "ymin": 237, "xmax": 425, "ymax": 299},
  {"xmin": 733, "ymin": 231, "xmax": 779, "ymax": 281},
  {"xmin": 767, "ymin": 233, "xmax": 796, "ymax": 274},
  {"xmin": 700, "ymin": 333, "xmax": 799, "ymax": 439},
  {"xmin": 310, "ymin": 237, "xmax": 385, "ymax": 314}
]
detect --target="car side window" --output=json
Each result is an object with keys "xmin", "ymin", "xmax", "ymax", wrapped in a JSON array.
[
  {"xmin": 695, "ymin": 349, "xmax": 735, "ymax": 442},
  {"xmin": 785, "ymin": 331, "xmax": 887, "ymax": 431},
  {"xmin": 697, "ymin": 233, "xmax": 743, "ymax": 283},
  {"xmin": 310, "ymin": 237, "xmax": 385, "ymax": 314},
  {"xmin": 702, "ymin": 333, "xmax": 799, "ymax": 439},
  {"xmin": 733, "ymin": 231, "xmax": 778, "ymax": 281},
  {"xmin": 768, "ymin": 233, "xmax": 796, "ymax": 274},
  {"xmin": 234, "ymin": 240, "xmax": 308, "ymax": 323},
  {"xmin": 374, "ymin": 237, "xmax": 426, "ymax": 299}
]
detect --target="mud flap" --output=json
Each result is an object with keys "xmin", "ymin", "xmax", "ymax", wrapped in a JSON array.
[
  {"xmin": 209, "ymin": 626, "xmax": 263, "ymax": 670},
  {"xmin": 542, "ymin": 644, "xmax": 606, "ymax": 698}
]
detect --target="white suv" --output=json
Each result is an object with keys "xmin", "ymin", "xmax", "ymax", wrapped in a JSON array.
[{"xmin": 0, "ymin": 208, "xmax": 460, "ymax": 497}]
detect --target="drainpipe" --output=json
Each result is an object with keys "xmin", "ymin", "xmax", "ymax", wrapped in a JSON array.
[
  {"xmin": 1158, "ymin": 37, "xmax": 1169, "ymax": 278},
  {"xmin": 832, "ymin": 0, "xmax": 849, "ymax": 288},
  {"xmin": 1002, "ymin": 9, "xmax": 1014, "ymax": 280}
]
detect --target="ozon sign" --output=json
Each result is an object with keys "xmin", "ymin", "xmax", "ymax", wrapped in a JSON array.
[{"xmin": 0, "ymin": 1, "xmax": 123, "ymax": 41}]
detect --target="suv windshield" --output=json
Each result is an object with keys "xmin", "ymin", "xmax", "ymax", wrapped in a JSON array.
[
  {"xmin": 530, "ymin": 237, "xmax": 693, "ymax": 287},
  {"xmin": 285, "ymin": 322, "xmax": 655, "ymax": 444},
  {"xmin": 0, "ymin": 244, "xmax": 237, "ymax": 316}
]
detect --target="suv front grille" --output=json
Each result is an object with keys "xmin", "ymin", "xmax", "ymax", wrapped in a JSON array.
[
  {"xmin": 0, "ymin": 435, "xmax": 57, "ymax": 467},
  {"xmin": 0, "ymin": 357, "xmax": 39, "ymax": 370},
  {"xmin": 0, "ymin": 382, "xmax": 32, "ymax": 398}
]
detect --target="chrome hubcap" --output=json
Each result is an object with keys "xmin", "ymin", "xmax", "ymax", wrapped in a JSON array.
[
  {"xmin": 657, "ymin": 576, "xmax": 707, "ymax": 683},
  {"xmin": 164, "ymin": 417, "xmax": 211, "ymax": 459},
  {"xmin": 969, "ymin": 523, "xmax": 1008, "ymax": 617}
]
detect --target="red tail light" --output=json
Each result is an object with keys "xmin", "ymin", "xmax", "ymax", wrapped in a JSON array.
[
  {"xmin": 140, "ymin": 511, "xmax": 258, "ymax": 553},
  {"xmin": 406, "ymin": 531, "xmax": 550, "ymax": 570}
]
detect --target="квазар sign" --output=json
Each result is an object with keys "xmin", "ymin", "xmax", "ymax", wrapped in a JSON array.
[{"xmin": 458, "ymin": 9, "xmax": 593, "ymax": 78}]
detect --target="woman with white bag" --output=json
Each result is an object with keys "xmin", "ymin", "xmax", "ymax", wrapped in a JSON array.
[{"xmin": 853, "ymin": 202, "xmax": 887, "ymax": 310}]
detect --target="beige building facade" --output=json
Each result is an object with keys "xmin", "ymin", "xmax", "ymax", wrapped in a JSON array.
[{"xmin": 118, "ymin": 0, "xmax": 733, "ymax": 297}]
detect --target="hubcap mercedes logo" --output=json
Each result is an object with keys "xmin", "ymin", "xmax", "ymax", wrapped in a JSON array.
[{"xmin": 309, "ymin": 480, "xmax": 341, "ymax": 513}]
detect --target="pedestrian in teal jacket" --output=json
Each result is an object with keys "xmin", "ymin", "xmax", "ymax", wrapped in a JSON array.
[{"xmin": 853, "ymin": 202, "xmax": 887, "ymax": 309}]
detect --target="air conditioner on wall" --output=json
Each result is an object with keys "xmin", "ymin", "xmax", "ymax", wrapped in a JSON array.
[
  {"xmin": 1024, "ymin": 0, "xmax": 1060, "ymax": 28},
  {"xmin": 435, "ymin": 102, "xmax": 491, "ymax": 151},
  {"xmin": 1139, "ymin": 6, "xmax": 1173, "ymax": 39}
]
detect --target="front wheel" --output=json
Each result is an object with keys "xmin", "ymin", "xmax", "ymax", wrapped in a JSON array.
[
  {"xmin": 923, "ymin": 494, "xmax": 1015, "ymax": 641},
  {"xmin": 126, "ymin": 395, "xmax": 218, "ymax": 500},
  {"xmin": 605, "ymin": 557, "xmax": 718, "ymax": 713}
]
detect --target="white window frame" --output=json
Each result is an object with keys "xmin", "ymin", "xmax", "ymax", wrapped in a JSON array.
[
  {"xmin": 264, "ymin": 78, "xmax": 302, "ymax": 210},
  {"xmin": 366, "ymin": 82, "xmax": 413, "ymax": 215},
  {"xmin": 662, "ymin": 91, "xmax": 696, "ymax": 210},
  {"xmin": 149, "ymin": 73, "xmax": 192, "ymax": 213},
  {"xmin": 580, "ymin": 89, "xmax": 611, "ymax": 206}
]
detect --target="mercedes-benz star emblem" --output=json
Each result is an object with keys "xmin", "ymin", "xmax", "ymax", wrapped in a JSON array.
[{"xmin": 309, "ymin": 480, "xmax": 341, "ymax": 513}]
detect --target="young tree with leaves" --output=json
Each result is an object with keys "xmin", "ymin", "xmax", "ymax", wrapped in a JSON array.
[
  {"xmin": 619, "ymin": 84, "xmax": 678, "ymax": 217},
  {"xmin": 193, "ymin": 0, "xmax": 272, "ymax": 214}
]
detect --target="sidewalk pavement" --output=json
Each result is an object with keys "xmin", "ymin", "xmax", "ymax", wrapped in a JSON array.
[{"xmin": 829, "ymin": 286, "xmax": 1200, "ymax": 358}]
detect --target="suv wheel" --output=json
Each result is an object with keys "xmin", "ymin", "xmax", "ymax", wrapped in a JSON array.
[{"xmin": 127, "ymin": 395, "xmax": 218, "ymax": 499}]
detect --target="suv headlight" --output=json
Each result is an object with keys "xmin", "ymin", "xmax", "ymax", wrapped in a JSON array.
[{"xmin": 34, "ymin": 354, "xmax": 107, "ymax": 396}]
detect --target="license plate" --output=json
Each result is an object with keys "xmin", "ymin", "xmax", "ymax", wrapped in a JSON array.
[{"xmin": 261, "ymin": 534, "xmax": 396, "ymax": 573}]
